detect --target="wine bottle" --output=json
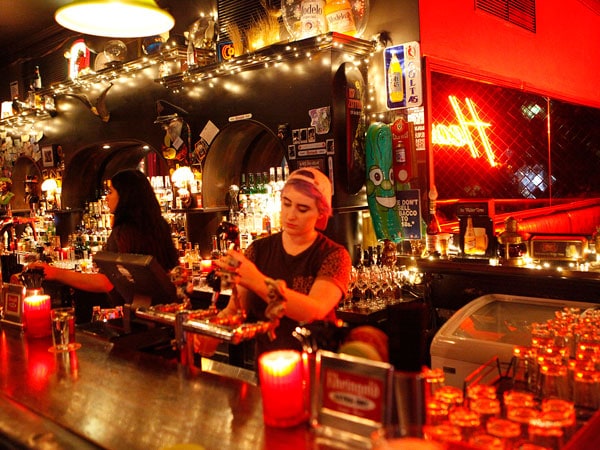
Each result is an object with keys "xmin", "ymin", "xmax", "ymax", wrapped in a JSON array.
[
  {"xmin": 239, "ymin": 173, "xmax": 248, "ymax": 196},
  {"xmin": 32, "ymin": 65, "xmax": 42, "ymax": 90}
]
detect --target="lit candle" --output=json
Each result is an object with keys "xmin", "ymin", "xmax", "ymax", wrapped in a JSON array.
[
  {"xmin": 200, "ymin": 259, "xmax": 213, "ymax": 274},
  {"xmin": 23, "ymin": 294, "xmax": 52, "ymax": 338},
  {"xmin": 258, "ymin": 350, "xmax": 307, "ymax": 427}
]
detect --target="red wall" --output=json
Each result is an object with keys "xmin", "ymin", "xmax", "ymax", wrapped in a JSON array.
[{"xmin": 419, "ymin": 1, "xmax": 600, "ymax": 108}]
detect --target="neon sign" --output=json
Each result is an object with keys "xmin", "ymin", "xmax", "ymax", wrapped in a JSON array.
[{"xmin": 432, "ymin": 96, "xmax": 496, "ymax": 167}]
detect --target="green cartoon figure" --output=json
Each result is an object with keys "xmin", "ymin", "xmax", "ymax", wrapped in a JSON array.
[{"xmin": 365, "ymin": 123, "xmax": 402, "ymax": 242}]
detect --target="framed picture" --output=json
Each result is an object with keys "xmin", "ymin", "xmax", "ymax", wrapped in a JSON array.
[
  {"xmin": 42, "ymin": 145, "xmax": 55, "ymax": 167},
  {"xmin": 1, "ymin": 283, "xmax": 26, "ymax": 327}
]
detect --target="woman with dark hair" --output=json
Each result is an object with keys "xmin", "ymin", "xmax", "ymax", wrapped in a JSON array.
[{"xmin": 30, "ymin": 169, "xmax": 178, "ymax": 298}]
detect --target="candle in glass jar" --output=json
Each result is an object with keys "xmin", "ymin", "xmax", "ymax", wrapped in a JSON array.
[
  {"xmin": 258, "ymin": 350, "xmax": 307, "ymax": 427},
  {"xmin": 200, "ymin": 259, "xmax": 213, "ymax": 273},
  {"xmin": 23, "ymin": 294, "xmax": 52, "ymax": 338}
]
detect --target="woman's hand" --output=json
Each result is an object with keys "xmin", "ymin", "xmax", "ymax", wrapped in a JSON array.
[
  {"xmin": 215, "ymin": 249, "xmax": 263, "ymax": 291},
  {"xmin": 26, "ymin": 261, "xmax": 57, "ymax": 281}
]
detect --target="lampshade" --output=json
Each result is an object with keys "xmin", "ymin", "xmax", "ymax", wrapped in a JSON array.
[
  {"xmin": 55, "ymin": 0, "xmax": 175, "ymax": 38},
  {"xmin": 171, "ymin": 166, "xmax": 194, "ymax": 188},
  {"xmin": 41, "ymin": 178, "xmax": 59, "ymax": 192}
]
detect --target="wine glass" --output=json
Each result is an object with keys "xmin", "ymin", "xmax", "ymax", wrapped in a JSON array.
[
  {"xmin": 342, "ymin": 266, "xmax": 358, "ymax": 310},
  {"xmin": 355, "ymin": 266, "xmax": 371, "ymax": 311},
  {"xmin": 369, "ymin": 265, "xmax": 384, "ymax": 309}
]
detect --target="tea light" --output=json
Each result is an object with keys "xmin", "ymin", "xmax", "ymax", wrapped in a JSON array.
[
  {"xmin": 23, "ymin": 294, "xmax": 52, "ymax": 338},
  {"xmin": 258, "ymin": 350, "xmax": 307, "ymax": 427}
]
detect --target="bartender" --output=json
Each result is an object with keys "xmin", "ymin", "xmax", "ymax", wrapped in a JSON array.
[
  {"xmin": 203, "ymin": 168, "xmax": 352, "ymax": 358},
  {"xmin": 28, "ymin": 169, "xmax": 179, "ymax": 305}
]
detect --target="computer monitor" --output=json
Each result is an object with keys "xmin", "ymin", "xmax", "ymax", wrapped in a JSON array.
[{"xmin": 93, "ymin": 251, "xmax": 178, "ymax": 308}]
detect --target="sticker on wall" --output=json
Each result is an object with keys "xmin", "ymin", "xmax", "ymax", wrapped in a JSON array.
[
  {"xmin": 384, "ymin": 42, "xmax": 422, "ymax": 109},
  {"xmin": 309, "ymin": 106, "xmax": 331, "ymax": 134},
  {"xmin": 288, "ymin": 144, "xmax": 297, "ymax": 160},
  {"xmin": 297, "ymin": 141, "xmax": 326, "ymax": 157}
]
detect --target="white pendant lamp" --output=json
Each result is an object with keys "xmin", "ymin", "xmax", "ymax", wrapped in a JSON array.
[{"xmin": 55, "ymin": 0, "xmax": 175, "ymax": 38}]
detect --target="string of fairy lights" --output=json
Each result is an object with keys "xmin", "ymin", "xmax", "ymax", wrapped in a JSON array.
[{"xmin": 0, "ymin": 32, "xmax": 388, "ymax": 141}]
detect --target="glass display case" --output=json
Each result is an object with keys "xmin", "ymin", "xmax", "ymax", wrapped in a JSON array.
[{"xmin": 430, "ymin": 294, "xmax": 598, "ymax": 387}]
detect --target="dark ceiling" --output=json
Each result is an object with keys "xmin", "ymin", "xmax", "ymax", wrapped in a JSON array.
[
  {"xmin": 0, "ymin": 0, "xmax": 75, "ymax": 64},
  {"xmin": 0, "ymin": 1, "xmax": 71, "ymax": 54},
  {"xmin": 0, "ymin": 0, "xmax": 200, "ymax": 65}
]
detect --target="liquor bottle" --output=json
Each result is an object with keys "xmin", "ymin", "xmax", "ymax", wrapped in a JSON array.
[
  {"xmin": 239, "ymin": 173, "xmax": 249, "ymax": 196},
  {"xmin": 388, "ymin": 51, "xmax": 404, "ymax": 104},
  {"xmin": 262, "ymin": 213, "xmax": 272, "ymax": 235},
  {"xmin": 464, "ymin": 216, "xmax": 477, "ymax": 255},
  {"xmin": 276, "ymin": 166, "xmax": 285, "ymax": 192},
  {"xmin": 32, "ymin": 65, "xmax": 42, "ymax": 90},
  {"xmin": 324, "ymin": 0, "xmax": 356, "ymax": 36},
  {"xmin": 426, "ymin": 186, "xmax": 441, "ymax": 256},
  {"xmin": 300, "ymin": 0, "xmax": 327, "ymax": 38},
  {"xmin": 186, "ymin": 34, "xmax": 197, "ymax": 69},
  {"xmin": 210, "ymin": 235, "xmax": 220, "ymax": 259},
  {"xmin": 367, "ymin": 246, "xmax": 375, "ymax": 267},
  {"xmin": 248, "ymin": 173, "xmax": 256, "ymax": 195},
  {"xmin": 362, "ymin": 249, "xmax": 370, "ymax": 268},
  {"xmin": 426, "ymin": 208, "xmax": 441, "ymax": 257},
  {"xmin": 353, "ymin": 244, "xmax": 362, "ymax": 267},
  {"xmin": 262, "ymin": 171, "xmax": 270, "ymax": 195}
]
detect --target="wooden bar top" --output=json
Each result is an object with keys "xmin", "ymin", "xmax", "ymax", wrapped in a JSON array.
[{"xmin": 0, "ymin": 325, "xmax": 319, "ymax": 450}]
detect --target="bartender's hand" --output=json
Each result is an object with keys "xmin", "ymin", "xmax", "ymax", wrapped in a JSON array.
[
  {"xmin": 27, "ymin": 261, "xmax": 59, "ymax": 281},
  {"xmin": 215, "ymin": 249, "xmax": 264, "ymax": 292},
  {"xmin": 191, "ymin": 333, "xmax": 220, "ymax": 357}
]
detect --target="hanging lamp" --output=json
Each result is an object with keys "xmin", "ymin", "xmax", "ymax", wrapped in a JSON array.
[{"xmin": 55, "ymin": 0, "xmax": 175, "ymax": 38}]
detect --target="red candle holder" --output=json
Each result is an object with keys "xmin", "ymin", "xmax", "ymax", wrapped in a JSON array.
[
  {"xmin": 23, "ymin": 294, "xmax": 52, "ymax": 338},
  {"xmin": 258, "ymin": 350, "xmax": 308, "ymax": 427}
]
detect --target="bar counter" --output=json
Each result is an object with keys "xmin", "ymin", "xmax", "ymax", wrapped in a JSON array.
[{"xmin": 0, "ymin": 325, "xmax": 322, "ymax": 450}]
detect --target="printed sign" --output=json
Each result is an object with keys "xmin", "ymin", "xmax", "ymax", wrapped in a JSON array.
[
  {"xmin": 396, "ymin": 189, "xmax": 422, "ymax": 239},
  {"xmin": 311, "ymin": 350, "xmax": 393, "ymax": 446},
  {"xmin": 384, "ymin": 42, "xmax": 422, "ymax": 109}
]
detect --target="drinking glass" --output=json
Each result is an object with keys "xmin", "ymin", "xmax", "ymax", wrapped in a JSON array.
[{"xmin": 49, "ymin": 307, "xmax": 81, "ymax": 353}]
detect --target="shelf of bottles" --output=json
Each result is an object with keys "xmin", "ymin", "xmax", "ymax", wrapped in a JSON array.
[
  {"xmin": 235, "ymin": 165, "xmax": 287, "ymax": 251},
  {"xmin": 3, "ymin": 197, "xmax": 112, "ymax": 275}
]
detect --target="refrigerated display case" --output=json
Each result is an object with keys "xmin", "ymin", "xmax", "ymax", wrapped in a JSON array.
[{"xmin": 430, "ymin": 293, "xmax": 598, "ymax": 388}]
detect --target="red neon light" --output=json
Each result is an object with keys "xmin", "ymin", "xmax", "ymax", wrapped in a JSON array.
[{"xmin": 432, "ymin": 96, "xmax": 496, "ymax": 167}]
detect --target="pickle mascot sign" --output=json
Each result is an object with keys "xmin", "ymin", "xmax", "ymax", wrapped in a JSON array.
[{"xmin": 365, "ymin": 122, "xmax": 402, "ymax": 242}]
